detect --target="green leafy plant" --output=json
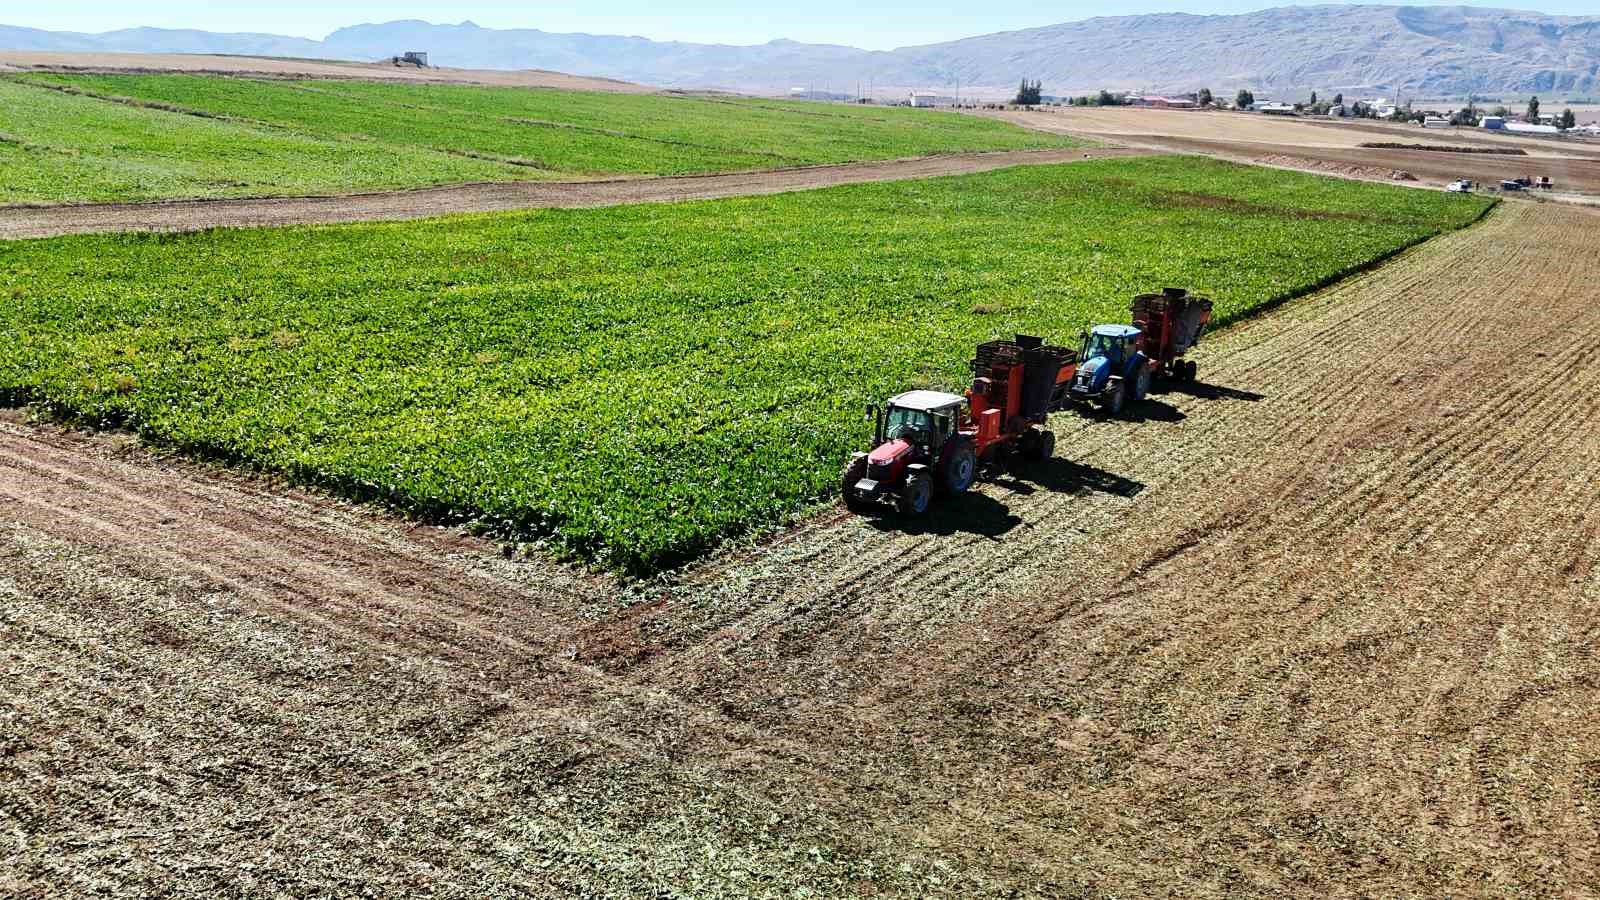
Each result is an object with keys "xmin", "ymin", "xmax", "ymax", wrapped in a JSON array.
[{"xmin": 0, "ymin": 74, "xmax": 1078, "ymax": 204}]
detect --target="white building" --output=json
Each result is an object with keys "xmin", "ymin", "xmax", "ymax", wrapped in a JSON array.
[
  {"xmin": 1504, "ymin": 122, "xmax": 1560, "ymax": 135},
  {"xmin": 1480, "ymin": 116, "xmax": 1506, "ymax": 130},
  {"xmin": 909, "ymin": 92, "xmax": 937, "ymax": 108},
  {"xmin": 1423, "ymin": 116, "xmax": 1449, "ymax": 128}
]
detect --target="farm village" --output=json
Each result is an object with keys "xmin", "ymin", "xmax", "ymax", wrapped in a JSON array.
[{"xmin": 1, "ymin": 7, "xmax": 1598, "ymax": 898}]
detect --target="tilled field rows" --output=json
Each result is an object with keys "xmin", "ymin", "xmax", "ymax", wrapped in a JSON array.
[{"xmin": 3, "ymin": 201, "xmax": 1598, "ymax": 896}]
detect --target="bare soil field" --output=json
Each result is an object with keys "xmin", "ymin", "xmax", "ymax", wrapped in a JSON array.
[
  {"xmin": 3, "ymin": 201, "xmax": 1595, "ymax": 896},
  {"xmin": 999, "ymin": 106, "xmax": 1600, "ymax": 157},
  {"xmin": 0, "ymin": 50, "xmax": 654, "ymax": 93},
  {"xmin": 0, "ymin": 148, "xmax": 1140, "ymax": 240},
  {"xmin": 990, "ymin": 107, "xmax": 1600, "ymax": 194}
]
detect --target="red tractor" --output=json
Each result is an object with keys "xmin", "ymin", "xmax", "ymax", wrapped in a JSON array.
[{"xmin": 842, "ymin": 336, "xmax": 1077, "ymax": 515}]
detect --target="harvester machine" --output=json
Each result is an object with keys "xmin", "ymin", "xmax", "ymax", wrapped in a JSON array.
[
  {"xmin": 842, "ymin": 335, "xmax": 1076, "ymax": 515},
  {"xmin": 1066, "ymin": 288, "xmax": 1213, "ymax": 416}
]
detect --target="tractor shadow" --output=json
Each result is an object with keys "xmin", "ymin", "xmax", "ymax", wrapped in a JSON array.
[
  {"xmin": 1072, "ymin": 397, "xmax": 1187, "ymax": 424},
  {"xmin": 990, "ymin": 457, "xmax": 1146, "ymax": 500},
  {"xmin": 1151, "ymin": 379, "xmax": 1265, "ymax": 402},
  {"xmin": 862, "ymin": 458, "xmax": 1145, "ymax": 540},
  {"xmin": 864, "ymin": 491, "xmax": 1023, "ymax": 540}
]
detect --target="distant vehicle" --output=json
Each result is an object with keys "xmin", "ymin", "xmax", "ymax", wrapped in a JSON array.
[
  {"xmin": 1446, "ymin": 180, "xmax": 1473, "ymax": 193},
  {"xmin": 1534, "ymin": 175, "xmax": 1554, "ymax": 189},
  {"xmin": 1500, "ymin": 180, "xmax": 1523, "ymax": 191}
]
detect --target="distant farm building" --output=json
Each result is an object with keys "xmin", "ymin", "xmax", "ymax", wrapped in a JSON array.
[
  {"xmin": 1129, "ymin": 95, "xmax": 1197, "ymax": 109},
  {"xmin": 1480, "ymin": 116, "xmax": 1506, "ymax": 130},
  {"xmin": 1423, "ymin": 116, "xmax": 1449, "ymax": 128},
  {"xmin": 1257, "ymin": 101, "xmax": 1297, "ymax": 115},
  {"xmin": 1504, "ymin": 122, "xmax": 1561, "ymax": 135},
  {"xmin": 909, "ymin": 92, "xmax": 937, "ymax": 108},
  {"xmin": 400, "ymin": 51, "xmax": 429, "ymax": 67}
]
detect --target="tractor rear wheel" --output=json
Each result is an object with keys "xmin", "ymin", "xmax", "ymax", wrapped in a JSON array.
[
  {"xmin": 840, "ymin": 457, "xmax": 870, "ymax": 513},
  {"xmin": 897, "ymin": 473, "xmax": 932, "ymax": 516},
  {"xmin": 1100, "ymin": 380, "xmax": 1127, "ymax": 416},
  {"xmin": 940, "ymin": 438, "xmax": 977, "ymax": 494},
  {"xmin": 1019, "ymin": 429, "xmax": 1042, "ymax": 460},
  {"xmin": 1133, "ymin": 367, "xmax": 1152, "ymax": 402}
]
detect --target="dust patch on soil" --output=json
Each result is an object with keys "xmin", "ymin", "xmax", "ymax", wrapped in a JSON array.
[{"xmin": 1152, "ymin": 187, "xmax": 1376, "ymax": 219}]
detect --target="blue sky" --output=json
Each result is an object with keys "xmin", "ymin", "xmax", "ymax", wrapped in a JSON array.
[{"xmin": 11, "ymin": 2, "xmax": 1592, "ymax": 50}]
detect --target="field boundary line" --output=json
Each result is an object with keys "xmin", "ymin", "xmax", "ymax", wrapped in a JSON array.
[{"xmin": 1209, "ymin": 195, "xmax": 1500, "ymax": 331}]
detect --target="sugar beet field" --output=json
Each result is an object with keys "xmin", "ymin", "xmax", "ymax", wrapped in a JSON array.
[
  {"xmin": 0, "ymin": 156, "xmax": 1489, "ymax": 571},
  {"xmin": 0, "ymin": 74, "xmax": 1075, "ymax": 204}
]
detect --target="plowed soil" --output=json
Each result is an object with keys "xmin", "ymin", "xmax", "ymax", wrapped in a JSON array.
[
  {"xmin": 3, "ymin": 201, "xmax": 1597, "ymax": 897},
  {"xmin": 0, "ymin": 148, "xmax": 1139, "ymax": 240}
]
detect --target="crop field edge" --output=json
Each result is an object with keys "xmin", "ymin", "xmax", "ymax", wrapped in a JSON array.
[{"xmin": 1206, "ymin": 193, "xmax": 1499, "ymax": 332}]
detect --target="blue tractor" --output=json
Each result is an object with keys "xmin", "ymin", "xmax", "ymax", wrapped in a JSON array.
[
  {"xmin": 1065, "ymin": 289, "xmax": 1213, "ymax": 417},
  {"xmin": 1065, "ymin": 324, "xmax": 1152, "ymax": 416}
]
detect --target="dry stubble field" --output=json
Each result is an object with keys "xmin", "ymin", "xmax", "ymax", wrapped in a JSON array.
[{"xmin": 2, "ymin": 199, "xmax": 1596, "ymax": 896}]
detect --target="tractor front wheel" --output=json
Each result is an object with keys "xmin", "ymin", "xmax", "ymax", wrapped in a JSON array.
[
  {"xmin": 897, "ymin": 473, "xmax": 932, "ymax": 516},
  {"xmin": 1038, "ymin": 430, "xmax": 1056, "ymax": 460},
  {"xmin": 1184, "ymin": 360, "xmax": 1199, "ymax": 382},
  {"xmin": 841, "ymin": 457, "xmax": 870, "ymax": 513}
]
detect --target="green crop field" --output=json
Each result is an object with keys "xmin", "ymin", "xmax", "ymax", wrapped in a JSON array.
[
  {"xmin": 0, "ymin": 156, "xmax": 1493, "ymax": 571},
  {"xmin": 0, "ymin": 74, "xmax": 1076, "ymax": 204}
]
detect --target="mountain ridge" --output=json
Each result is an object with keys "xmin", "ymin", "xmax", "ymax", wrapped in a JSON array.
[{"xmin": 4, "ymin": 5, "xmax": 1599, "ymax": 97}]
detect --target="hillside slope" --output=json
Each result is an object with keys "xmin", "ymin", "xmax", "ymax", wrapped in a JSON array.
[{"xmin": 4, "ymin": 6, "xmax": 1600, "ymax": 96}]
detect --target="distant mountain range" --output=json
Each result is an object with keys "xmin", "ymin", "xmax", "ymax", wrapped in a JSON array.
[{"xmin": 5, "ymin": 5, "xmax": 1600, "ymax": 98}]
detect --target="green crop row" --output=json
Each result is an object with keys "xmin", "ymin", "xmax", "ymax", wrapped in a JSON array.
[
  {"xmin": 0, "ymin": 157, "xmax": 1493, "ymax": 571},
  {"xmin": 0, "ymin": 74, "xmax": 1077, "ymax": 204}
]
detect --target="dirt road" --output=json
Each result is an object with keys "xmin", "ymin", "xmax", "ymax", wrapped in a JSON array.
[
  {"xmin": 0, "ymin": 148, "xmax": 1139, "ymax": 240},
  {"xmin": 4, "ymin": 202, "xmax": 1597, "ymax": 896}
]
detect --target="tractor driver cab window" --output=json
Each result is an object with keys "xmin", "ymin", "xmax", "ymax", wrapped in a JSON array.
[
  {"xmin": 928, "ymin": 411, "xmax": 952, "ymax": 446},
  {"xmin": 1085, "ymin": 331, "xmax": 1120, "ymax": 363},
  {"xmin": 885, "ymin": 407, "xmax": 927, "ymax": 441}
]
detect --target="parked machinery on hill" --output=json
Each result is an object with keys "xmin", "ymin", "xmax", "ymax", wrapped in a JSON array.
[
  {"xmin": 1066, "ymin": 288, "xmax": 1213, "ymax": 416},
  {"xmin": 842, "ymin": 336, "xmax": 1076, "ymax": 515}
]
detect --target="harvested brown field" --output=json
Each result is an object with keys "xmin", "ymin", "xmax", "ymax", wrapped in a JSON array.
[
  {"xmin": 3, "ymin": 201, "xmax": 1596, "ymax": 896},
  {"xmin": 986, "ymin": 106, "xmax": 1600, "ymax": 195},
  {"xmin": 991, "ymin": 106, "xmax": 1600, "ymax": 158},
  {"xmin": 0, "ymin": 147, "xmax": 1142, "ymax": 239},
  {"xmin": 0, "ymin": 50, "xmax": 655, "ymax": 93}
]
